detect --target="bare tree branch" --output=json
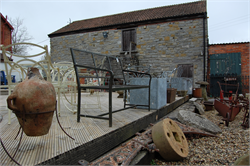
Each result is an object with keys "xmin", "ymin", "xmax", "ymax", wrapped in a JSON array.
[{"xmin": 8, "ymin": 17, "xmax": 33, "ymax": 55}]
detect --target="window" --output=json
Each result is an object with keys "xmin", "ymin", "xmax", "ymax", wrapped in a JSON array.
[
  {"xmin": 122, "ymin": 29, "xmax": 136, "ymax": 52},
  {"xmin": 176, "ymin": 64, "xmax": 193, "ymax": 78}
]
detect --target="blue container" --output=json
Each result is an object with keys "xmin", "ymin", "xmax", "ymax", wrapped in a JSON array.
[
  {"xmin": 168, "ymin": 77, "xmax": 193, "ymax": 94},
  {"xmin": 0, "ymin": 71, "xmax": 8, "ymax": 85},
  {"xmin": 11, "ymin": 75, "xmax": 16, "ymax": 83},
  {"xmin": 129, "ymin": 78, "xmax": 167, "ymax": 109}
]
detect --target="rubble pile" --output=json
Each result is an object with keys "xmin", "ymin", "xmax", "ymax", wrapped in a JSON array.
[{"xmin": 155, "ymin": 100, "xmax": 250, "ymax": 165}]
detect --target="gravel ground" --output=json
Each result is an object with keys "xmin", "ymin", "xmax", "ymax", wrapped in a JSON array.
[{"xmin": 154, "ymin": 108, "xmax": 250, "ymax": 165}]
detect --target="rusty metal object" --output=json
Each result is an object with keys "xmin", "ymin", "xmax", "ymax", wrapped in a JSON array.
[
  {"xmin": 214, "ymin": 99, "xmax": 241, "ymax": 122},
  {"xmin": 7, "ymin": 67, "xmax": 56, "ymax": 136},
  {"xmin": 174, "ymin": 120, "xmax": 218, "ymax": 137},
  {"xmin": 215, "ymin": 81, "xmax": 243, "ymax": 126},
  {"xmin": 214, "ymin": 97, "xmax": 249, "ymax": 127},
  {"xmin": 84, "ymin": 128, "xmax": 158, "ymax": 166},
  {"xmin": 152, "ymin": 118, "xmax": 189, "ymax": 161},
  {"xmin": 240, "ymin": 99, "xmax": 249, "ymax": 129},
  {"xmin": 241, "ymin": 109, "xmax": 249, "ymax": 128},
  {"xmin": 79, "ymin": 118, "xmax": 217, "ymax": 165}
]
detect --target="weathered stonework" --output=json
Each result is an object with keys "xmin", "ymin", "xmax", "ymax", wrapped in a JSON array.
[{"xmin": 50, "ymin": 18, "xmax": 208, "ymax": 87}]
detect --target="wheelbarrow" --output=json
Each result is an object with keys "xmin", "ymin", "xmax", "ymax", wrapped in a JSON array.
[{"xmin": 214, "ymin": 82, "xmax": 241, "ymax": 126}]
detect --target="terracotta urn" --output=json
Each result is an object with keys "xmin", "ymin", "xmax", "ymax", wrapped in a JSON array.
[{"xmin": 7, "ymin": 67, "xmax": 56, "ymax": 136}]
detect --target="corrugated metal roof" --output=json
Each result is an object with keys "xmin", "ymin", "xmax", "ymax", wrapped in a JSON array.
[
  {"xmin": 209, "ymin": 42, "xmax": 250, "ymax": 46},
  {"xmin": 49, "ymin": 0, "xmax": 206, "ymax": 37}
]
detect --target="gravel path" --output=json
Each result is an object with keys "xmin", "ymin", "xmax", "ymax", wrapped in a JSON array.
[{"xmin": 155, "ymin": 108, "xmax": 250, "ymax": 165}]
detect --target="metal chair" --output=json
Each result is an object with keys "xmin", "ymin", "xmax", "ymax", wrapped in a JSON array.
[
  {"xmin": 51, "ymin": 61, "xmax": 78, "ymax": 115},
  {"xmin": 70, "ymin": 48, "xmax": 151, "ymax": 127}
]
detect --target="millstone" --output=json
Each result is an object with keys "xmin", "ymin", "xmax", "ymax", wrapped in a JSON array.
[{"xmin": 152, "ymin": 118, "xmax": 189, "ymax": 161}]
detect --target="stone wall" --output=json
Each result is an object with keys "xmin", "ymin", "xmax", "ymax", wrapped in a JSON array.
[{"xmin": 50, "ymin": 17, "xmax": 208, "ymax": 87}]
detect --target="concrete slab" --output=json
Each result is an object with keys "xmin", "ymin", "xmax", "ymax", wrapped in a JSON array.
[
  {"xmin": 193, "ymin": 102, "xmax": 205, "ymax": 115},
  {"xmin": 166, "ymin": 100, "xmax": 195, "ymax": 119},
  {"xmin": 177, "ymin": 110, "xmax": 222, "ymax": 134}
]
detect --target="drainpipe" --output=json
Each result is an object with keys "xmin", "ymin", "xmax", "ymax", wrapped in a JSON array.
[{"xmin": 203, "ymin": 12, "xmax": 207, "ymax": 81}]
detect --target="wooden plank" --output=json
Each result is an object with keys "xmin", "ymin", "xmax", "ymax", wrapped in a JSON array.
[
  {"xmin": 0, "ymin": 122, "xmax": 21, "ymax": 165},
  {"xmin": 68, "ymin": 116, "xmax": 92, "ymax": 144},
  {"xmin": 0, "ymin": 92, "xmax": 180, "ymax": 165},
  {"xmin": 18, "ymin": 136, "xmax": 38, "ymax": 165}
]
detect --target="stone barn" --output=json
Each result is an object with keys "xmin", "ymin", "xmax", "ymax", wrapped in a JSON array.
[{"xmin": 48, "ymin": 0, "xmax": 208, "ymax": 88}]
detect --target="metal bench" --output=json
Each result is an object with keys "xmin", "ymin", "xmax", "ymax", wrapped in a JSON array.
[{"xmin": 70, "ymin": 48, "xmax": 151, "ymax": 127}]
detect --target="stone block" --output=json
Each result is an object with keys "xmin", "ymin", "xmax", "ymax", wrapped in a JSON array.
[
  {"xmin": 193, "ymin": 101, "xmax": 205, "ymax": 115},
  {"xmin": 177, "ymin": 110, "xmax": 222, "ymax": 134}
]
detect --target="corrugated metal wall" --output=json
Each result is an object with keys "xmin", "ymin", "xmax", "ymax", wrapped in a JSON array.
[
  {"xmin": 210, "ymin": 53, "xmax": 241, "ymax": 75},
  {"xmin": 209, "ymin": 52, "xmax": 241, "ymax": 97}
]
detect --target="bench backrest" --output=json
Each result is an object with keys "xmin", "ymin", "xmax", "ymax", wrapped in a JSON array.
[{"xmin": 70, "ymin": 48, "xmax": 126, "ymax": 86}]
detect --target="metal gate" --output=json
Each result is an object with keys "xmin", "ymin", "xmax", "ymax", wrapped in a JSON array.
[{"xmin": 209, "ymin": 53, "xmax": 241, "ymax": 97}]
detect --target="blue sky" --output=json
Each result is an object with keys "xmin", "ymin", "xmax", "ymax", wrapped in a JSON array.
[{"xmin": 1, "ymin": 0, "xmax": 249, "ymax": 53}]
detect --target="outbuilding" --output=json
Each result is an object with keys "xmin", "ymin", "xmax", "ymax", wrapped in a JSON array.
[
  {"xmin": 48, "ymin": 0, "xmax": 208, "ymax": 87},
  {"xmin": 208, "ymin": 42, "xmax": 249, "ymax": 97}
]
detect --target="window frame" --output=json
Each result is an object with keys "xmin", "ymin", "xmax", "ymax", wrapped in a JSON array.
[
  {"xmin": 121, "ymin": 28, "xmax": 137, "ymax": 53},
  {"xmin": 176, "ymin": 64, "xmax": 194, "ymax": 78}
]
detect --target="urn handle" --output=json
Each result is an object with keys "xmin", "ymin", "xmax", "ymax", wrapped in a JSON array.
[{"xmin": 7, "ymin": 94, "xmax": 18, "ymax": 111}]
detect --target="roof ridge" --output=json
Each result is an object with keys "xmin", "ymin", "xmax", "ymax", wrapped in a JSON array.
[
  {"xmin": 0, "ymin": 12, "xmax": 14, "ymax": 30},
  {"xmin": 210, "ymin": 41, "xmax": 250, "ymax": 45},
  {"xmin": 72, "ymin": 0, "xmax": 204, "ymax": 24},
  {"xmin": 49, "ymin": 0, "xmax": 206, "ymax": 37}
]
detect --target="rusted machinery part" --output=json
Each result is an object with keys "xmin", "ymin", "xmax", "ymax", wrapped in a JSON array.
[
  {"xmin": 173, "ymin": 120, "xmax": 218, "ymax": 137},
  {"xmin": 223, "ymin": 112, "xmax": 231, "ymax": 127},
  {"xmin": 84, "ymin": 128, "xmax": 158, "ymax": 166},
  {"xmin": 152, "ymin": 118, "xmax": 189, "ymax": 161},
  {"xmin": 87, "ymin": 140, "xmax": 142, "ymax": 165},
  {"xmin": 214, "ymin": 99, "xmax": 242, "ymax": 123},
  {"xmin": 79, "ymin": 119, "xmax": 217, "ymax": 165},
  {"xmin": 241, "ymin": 102, "xmax": 249, "ymax": 129}
]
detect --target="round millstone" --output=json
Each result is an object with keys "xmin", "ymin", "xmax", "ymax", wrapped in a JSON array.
[{"xmin": 152, "ymin": 118, "xmax": 189, "ymax": 161}]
